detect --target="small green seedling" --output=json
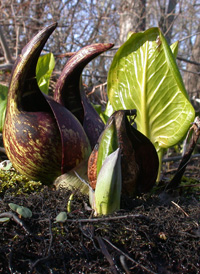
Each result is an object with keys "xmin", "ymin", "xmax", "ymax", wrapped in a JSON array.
[
  {"xmin": 54, "ymin": 211, "xmax": 68, "ymax": 223},
  {"xmin": 9, "ymin": 203, "xmax": 32, "ymax": 218},
  {"xmin": 67, "ymin": 193, "xmax": 74, "ymax": 213},
  {"xmin": 0, "ymin": 217, "xmax": 10, "ymax": 223},
  {"xmin": 9, "ymin": 203, "xmax": 19, "ymax": 211},
  {"xmin": 16, "ymin": 206, "xmax": 32, "ymax": 218}
]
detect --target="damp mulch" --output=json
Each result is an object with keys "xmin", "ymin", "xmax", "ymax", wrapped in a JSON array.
[
  {"xmin": 0, "ymin": 186, "xmax": 199, "ymax": 273},
  {"xmin": 0, "ymin": 152, "xmax": 200, "ymax": 273}
]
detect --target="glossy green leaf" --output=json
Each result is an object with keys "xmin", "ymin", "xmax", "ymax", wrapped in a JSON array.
[
  {"xmin": 103, "ymin": 41, "xmax": 178, "ymax": 128},
  {"xmin": 36, "ymin": 53, "xmax": 55, "ymax": 94},
  {"xmin": 0, "ymin": 84, "xmax": 8, "ymax": 132},
  {"xmin": 95, "ymin": 148, "xmax": 121, "ymax": 215},
  {"xmin": 96, "ymin": 116, "xmax": 118, "ymax": 176},
  {"xmin": 103, "ymin": 100, "xmax": 114, "ymax": 123},
  {"xmin": 107, "ymin": 28, "xmax": 195, "ymax": 155}
]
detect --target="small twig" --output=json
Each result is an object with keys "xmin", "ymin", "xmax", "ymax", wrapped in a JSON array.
[
  {"xmin": 180, "ymin": 68, "xmax": 200, "ymax": 75},
  {"xmin": 0, "ymin": 26, "xmax": 13, "ymax": 63},
  {"xmin": 162, "ymin": 154, "xmax": 200, "ymax": 163},
  {"xmin": 177, "ymin": 56, "xmax": 200, "ymax": 66},
  {"xmin": 79, "ymin": 223, "xmax": 100, "ymax": 252},
  {"xmin": 121, "ymin": 255, "xmax": 132, "ymax": 274},
  {"xmin": 178, "ymin": 31, "xmax": 200, "ymax": 42},
  {"xmin": 171, "ymin": 201, "xmax": 199, "ymax": 227},
  {"xmin": 0, "ymin": 212, "xmax": 32, "ymax": 235},
  {"xmin": 120, "ymin": 255, "xmax": 131, "ymax": 274},
  {"xmin": 47, "ymin": 217, "xmax": 53, "ymax": 255},
  {"xmin": 171, "ymin": 201, "xmax": 189, "ymax": 217},
  {"xmin": 97, "ymin": 237, "xmax": 118, "ymax": 274},
  {"xmin": 30, "ymin": 217, "xmax": 53, "ymax": 273},
  {"xmin": 177, "ymin": 183, "xmax": 200, "ymax": 188},
  {"xmin": 87, "ymin": 82, "xmax": 107, "ymax": 96},
  {"xmin": 0, "ymin": 63, "xmax": 14, "ymax": 70},
  {"xmin": 0, "ymin": 25, "xmax": 14, "ymax": 70},
  {"xmin": 103, "ymin": 238, "xmax": 157, "ymax": 274},
  {"xmin": 8, "ymin": 247, "xmax": 15, "ymax": 274},
  {"xmin": 65, "ymin": 214, "xmax": 146, "ymax": 223}
]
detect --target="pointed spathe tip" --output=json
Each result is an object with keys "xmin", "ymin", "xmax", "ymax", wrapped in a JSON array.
[{"xmin": 21, "ymin": 22, "xmax": 57, "ymax": 57}]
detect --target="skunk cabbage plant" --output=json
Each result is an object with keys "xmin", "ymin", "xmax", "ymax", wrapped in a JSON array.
[
  {"xmin": 3, "ymin": 23, "xmax": 111, "ymax": 184},
  {"xmin": 107, "ymin": 28, "xmax": 195, "ymax": 170},
  {"xmin": 2, "ymin": 24, "xmax": 194, "ymax": 216},
  {"xmin": 54, "ymin": 43, "xmax": 113, "ymax": 148},
  {"xmin": 88, "ymin": 109, "xmax": 159, "ymax": 214}
]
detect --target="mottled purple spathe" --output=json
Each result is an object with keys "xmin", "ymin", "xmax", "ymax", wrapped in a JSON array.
[
  {"xmin": 54, "ymin": 43, "xmax": 114, "ymax": 149},
  {"xmin": 3, "ymin": 23, "xmax": 91, "ymax": 184}
]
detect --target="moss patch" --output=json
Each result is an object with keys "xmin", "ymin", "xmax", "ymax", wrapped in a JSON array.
[{"xmin": 0, "ymin": 169, "xmax": 44, "ymax": 196}]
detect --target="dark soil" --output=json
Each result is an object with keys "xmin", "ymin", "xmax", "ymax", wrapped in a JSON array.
[{"xmin": 0, "ymin": 137, "xmax": 200, "ymax": 273}]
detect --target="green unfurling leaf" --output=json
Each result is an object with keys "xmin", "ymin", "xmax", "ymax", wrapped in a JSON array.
[
  {"xmin": 0, "ymin": 83, "xmax": 8, "ymax": 132},
  {"xmin": 95, "ymin": 148, "xmax": 121, "ymax": 215},
  {"xmin": 36, "ymin": 53, "xmax": 55, "ymax": 94},
  {"xmin": 96, "ymin": 116, "xmax": 118, "ymax": 176}
]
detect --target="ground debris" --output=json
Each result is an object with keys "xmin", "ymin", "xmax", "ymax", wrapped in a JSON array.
[{"xmin": 0, "ymin": 187, "xmax": 199, "ymax": 274}]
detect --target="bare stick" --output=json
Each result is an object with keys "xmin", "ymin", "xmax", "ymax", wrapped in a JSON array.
[
  {"xmin": 30, "ymin": 217, "xmax": 53, "ymax": 273},
  {"xmin": 103, "ymin": 237, "xmax": 157, "ymax": 274},
  {"xmin": 0, "ymin": 212, "xmax": 32, "ymax": 235},
  {"xmin": 120, "ymin": 255, "xmax": 131, "ymax": 274},
  {"xmin": 97, "ymin": 237, "xmax": 118, "ymax": 274},
  {"xmin": 65, "ymin": 214, "xmax": 147, "ymax": 223},
  {"xmin": 0, "ymin": 25, "xmax": 14, "ymax": 70},
  {"xmin": 171, "ymin": 201, "xmax": 199, "ymax": 227},
  {"xmin": 162, "ymin": 154, "xmax": 200, "ymax": 163},
  {"xmin": 171, "ymin": 201, "xmax": 189, "ymax": 217}
]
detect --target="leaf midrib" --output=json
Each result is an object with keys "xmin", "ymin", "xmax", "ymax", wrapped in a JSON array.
[{"xmin": 141, "ymin": 41, "xmax": 149, "ymax": 138}]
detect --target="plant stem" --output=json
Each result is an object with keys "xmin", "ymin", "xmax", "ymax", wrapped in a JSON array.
[{"xmin": 156, "ymin": 147, "xmax": 164, "ymax": 182}]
